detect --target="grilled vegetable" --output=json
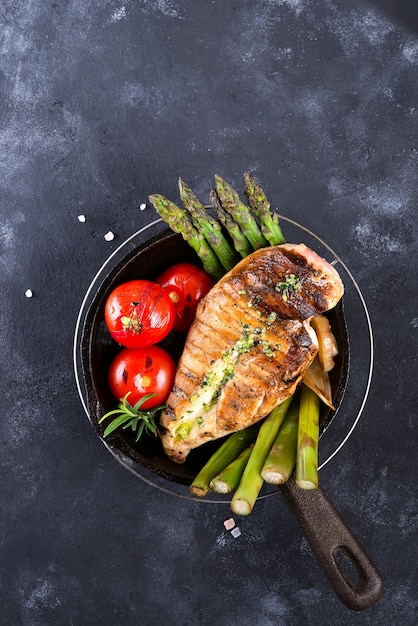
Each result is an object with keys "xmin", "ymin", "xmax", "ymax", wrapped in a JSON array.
[
  {"xmin": 311, "ymin": 314, "xmax": 339, "ymax": 372},
  {"xmin": 230, "ymin": 398, "xmax": 293, "ymax": 516},
  {"xmin": 108, "ymin": 346, "xmax": 175, "ymax": 408},
  {"xmin": 210, "ymin": 188, "xmax": 253, "ymax": 258},
  {"xmin": 303, "ymin": 355, "xmax": 334, "ymax": 409},
  {"xmin": 148, "ymin": 194, "xmax": 224, "ymax": 279},
  {"xmin": 189, "ymin": 424, "xmax": 260, "ymax": 497},
  {"xmin": 155, "ymin": 262, "xmax": 213, "ymax": 333},
  {"xmin": 244, "ymin": 171, "xmax": 286, "ymax": 245},
  {"xmin": 104, "ymin": 280, "xmax": 175, "ymax": 349},
  {"xmin": 261, "ymin": 397, "xmax": 300, "ymax": 485},
  {"xmin": 210, "ymin": 445, "xmax": 254, "ymax": 494},
  {"xmin": 178, "ymin": 178, "xmax": 239, "ymax": 271},
  {"xmin": 296, "ymin": 384, "xmax": 320, "ymax": 490},
  {"xmin": 215, "ymin": 174, "xmax": 268, "ymax": 250}
]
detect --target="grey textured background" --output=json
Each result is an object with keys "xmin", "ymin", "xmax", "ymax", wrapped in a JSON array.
[{"xmin": 1, "ymin": 1, "xmax": 417, "ymax": 624}]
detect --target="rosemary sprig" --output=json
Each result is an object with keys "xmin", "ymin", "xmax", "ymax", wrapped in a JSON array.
[{"xmin": 99, "ymin": 393, "xmax": 165, "ymax": 443}]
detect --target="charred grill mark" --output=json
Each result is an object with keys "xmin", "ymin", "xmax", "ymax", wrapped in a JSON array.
[
  {"xmin": 173, "ymin": 369, "xmax": 200, "ymax": 397},
  {"xmin": 170, "ymin": 385, "xmax": 188, "ymax": 400},
  {"xmin": 282, "ymin": 373, "xmax": 300, "ymax": 385},
  {"xmin": 225, "ymin": 248, "xmax": 334, "ymax": 320},
  {"xmin": 288, "ymin": 343, "xmax": 310, "ymax": 358},
  {"xmin": 163, "ymin": 407, "xmax": 176, "ymax": 422}
]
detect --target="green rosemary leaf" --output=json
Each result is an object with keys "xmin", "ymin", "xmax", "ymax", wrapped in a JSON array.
[
  {"xmin": 99, "ymin": 392, "xmax": 165, "ymax": 443},
  {"xmin": 102, "ymin": 414, "xmax": 134, "ymax": 438},
  {"xmin": 135, "ymin": 421, "xmax": 146, "ymax": 443},
  {"xmin": 98, "ymin": 408, "xmax": 125, "ymax": 423},
  {"xmin": 132, "ymin": 393, "xmax": 158, "ymax": 411}
]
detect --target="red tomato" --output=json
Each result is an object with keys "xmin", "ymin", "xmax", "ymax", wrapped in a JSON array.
[
  {"xmin": 155, "ymin": 263, "xmax": 213, "ymax": 332},
  {"xmin": 108, "ymin": 346, "xmax": 176, "ymax": 408},
  {"xmin": 104, "ymin": 280, "xmax": 175, "ymax": 348}
]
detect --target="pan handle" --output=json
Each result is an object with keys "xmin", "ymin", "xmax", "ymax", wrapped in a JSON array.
[{"xmin": 280, "ymin": 475, "xmax": 384, "ymax": 611}]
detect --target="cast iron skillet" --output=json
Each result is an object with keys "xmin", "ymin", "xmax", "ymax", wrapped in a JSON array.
[{"xmin": 80, "ymin": 230, "xmax": 383, "ymax": 611}]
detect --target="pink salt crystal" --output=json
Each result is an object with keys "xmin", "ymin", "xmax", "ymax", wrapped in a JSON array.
[{"xmin": 223, "ymin": 518, "xmax": 235, "ymax": 531}]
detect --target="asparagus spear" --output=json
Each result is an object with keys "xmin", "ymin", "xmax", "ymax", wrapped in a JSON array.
[
  {"xmin": 210, "ymin": 445, "xmax": 254, "ymax": 494},
  {"xmin": 189, "ymin": 423, "xmax": 260, "ymax": 497},
  {"xmin": 209, "ymin": 189, "xmax": 253, "ymax": 258},
  {"xmin": 178, "ymin": 178, "xmax": 239, "ymax": 271},
  {"xmin": 296, "ymin": 384, "xmax": 320, "ymax": 490},
  {"xmin": 261, "ymin": 397, "xmax": 299, "ymax": 484},
  {"xmin": 230, "ymin": 397, "xmax": 293, "ymax": 516},
  {"xmin": 244, "ymin": 171, "xmax": 286, "ymax": 245},
  {"xmin": 148, "ymin": 194, "xmax": 224, "ymax": 280},
  {"xmin": 215, "ymin": 175, "xmax": 268, "ymax": 250}
]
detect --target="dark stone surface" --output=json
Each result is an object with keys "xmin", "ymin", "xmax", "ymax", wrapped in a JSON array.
[{"xmin": 1, "ymin": 1, "xmax": 417, "ymax": 624}]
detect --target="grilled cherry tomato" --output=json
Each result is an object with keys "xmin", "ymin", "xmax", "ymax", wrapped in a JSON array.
[
  {"xmin": 108, "ymin": 346, "xmax": 176, "ymax": 408},
  {"xmin": 104, "ymin": 280, "xmax": 175, "ymax": 348},
  {"xmin": 156, "ymin": 263, "xmax": 213, "ymax": 332}
]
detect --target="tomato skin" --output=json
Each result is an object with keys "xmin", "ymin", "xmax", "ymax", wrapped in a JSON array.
[
  {"xmin": 104, "ymin": 280, "xmax": 175, "ymax": 348},
  {"xmin": 108, "ymin": 346, "xmax": 176, "ymax": 409},
  {"xmin": 155, "ymin": 263, "xmax": 213, "ymax": 332}
]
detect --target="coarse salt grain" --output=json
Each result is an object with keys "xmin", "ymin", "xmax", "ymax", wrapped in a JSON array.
[
  {"xmin": 78, "ymin": 214, "xmax": 86, "ymax": 222},
  {"xmin": 139, "ymin": 203, "xmax": 147, "ymax": 211},
  {"xmin": 223, "ymin": 518, "xmax": 235, "ymax": 531},
  {"xmin": 231, "ymin": 527, "xmax": 241, "ymax": 538},
  {"xmin": 104, "ymin": 231, "xmax": 115, "ymax": 241},
  {"xmin": 25, "ymin": 289, "xmax": 33, "ymax": 298}
]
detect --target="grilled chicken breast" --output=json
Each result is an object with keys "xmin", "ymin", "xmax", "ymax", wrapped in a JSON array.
[{"xmin": 159, "ymin": 243, "xmax": 344, "ymax": 463}]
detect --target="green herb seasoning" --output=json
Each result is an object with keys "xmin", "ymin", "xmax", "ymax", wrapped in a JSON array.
[
  {"xmin": 267, "ymin": 311, "xmax": 277, "ymax": 324},
  {"xmin": 275, "ymin": 274, "xmax": 302, "ymax": 302},
  {"xmin": 121, "ymin": 315, "xmax": 142, "ymax": 333},
  {"xmin": 261, "ymin": 342, "xmax": 276, "ymax": 358}
]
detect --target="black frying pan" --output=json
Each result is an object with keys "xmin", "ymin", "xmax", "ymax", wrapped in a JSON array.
[{"xmin": 80, "ymin": 230, "xmax": 383, "ymax": 610}]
